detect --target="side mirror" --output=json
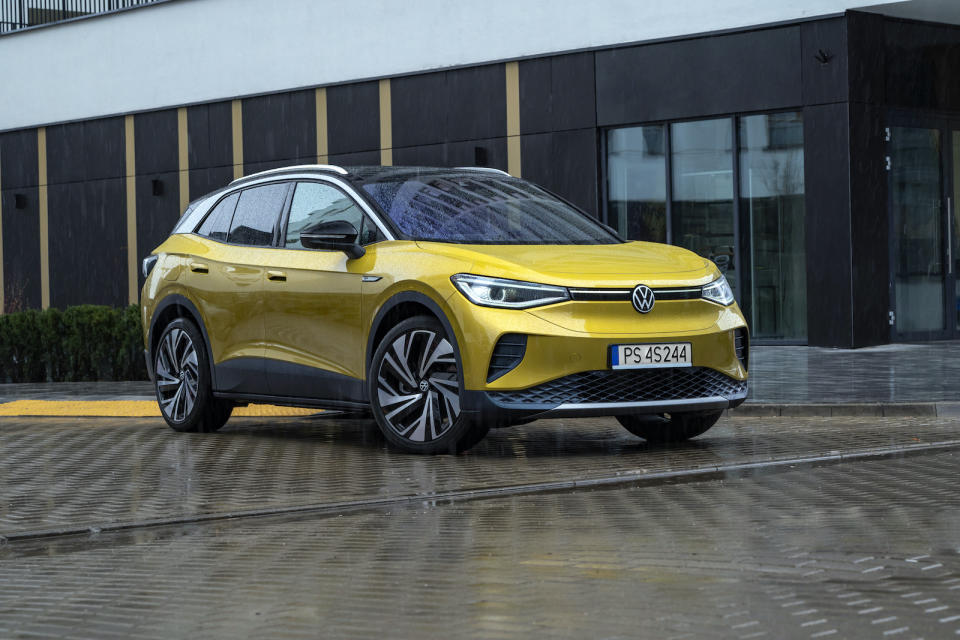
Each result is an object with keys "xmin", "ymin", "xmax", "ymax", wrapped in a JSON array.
[{"xmin": 300, "ymin": 220, "xmax": 365, "ymax": 259}]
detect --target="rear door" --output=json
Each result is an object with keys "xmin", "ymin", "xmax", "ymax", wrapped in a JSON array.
[{"xmin": 185, "ymin": 181, "xmax": 291, "ymax": 393}]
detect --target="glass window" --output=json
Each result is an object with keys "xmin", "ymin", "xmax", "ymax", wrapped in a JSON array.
[
  {"xmin": 362, "ymin": 173, "xmax": 619, "ymax": 245},
  {"xmin": 195, "ymin": 192, "xmax": 239, "ymax": 242},
  {"xmin": 670, "ymin": 118, "xmax": 736, "ymax": 292},
  {"xmin": 606, "ymin": 126, "xmax": 667, "ymax": 242},
  {"xmin": 740, "ymin": 112, "xmax": 807, "ymax": 340},
  {"xmin": 285, "ymin": 182, "xmax": 379, "ymax": 249},
  {"xmin": 227, "ymin": 183, "xmax": 288, "ymax": 247}
]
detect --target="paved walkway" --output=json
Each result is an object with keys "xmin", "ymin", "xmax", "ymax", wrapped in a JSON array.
[{"xmin": 0, "ymin": 342, "xmax": 957, "ymax": 413}]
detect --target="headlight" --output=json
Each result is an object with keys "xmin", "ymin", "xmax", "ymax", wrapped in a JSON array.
[
  {"xmin": 702, "ymin": 275, "xmax": 735, "ymax": 306},
  {"xmin": 451, "ymin": 274, "xmax": 569, "ymax": 309}
]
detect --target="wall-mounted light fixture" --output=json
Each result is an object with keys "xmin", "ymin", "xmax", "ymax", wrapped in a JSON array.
[
  {"xmin": 14, "ymin": 193, "xmax": 27, "ymax": 209},
  {"xmin": 151, "ymin": 179, "xmax": 164, "ymax": 196},
  {"xmin": 474, "ymin": 146, "xmax": 488, "ymax": 166}
]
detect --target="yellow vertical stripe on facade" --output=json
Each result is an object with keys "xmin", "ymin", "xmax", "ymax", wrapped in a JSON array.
[
  {"xmin": 38, "ymin": 127, "xmax": 49, "ymax": 310},
  {"xmin": 505, "ymin": 61, "xmax": 521, "ymax": 177},
  {"xmin": 231, "ymin": 99, "xmax": 243, "ymax": 180},
  {"xmin": 379, "ymin": 79, "xmax": 392, "ymax": 167},
  {"xmin": 124, "ymin": 115, "xmax": 138, "ymax": 305},
  {"xmin": 316, "ymin": 88, "xmax": 328, "ymax": 164},
  {"xmin": 0, "ymin": 160, "xmax": 4, "ymax": 314},
  {"xmin": 177, "ymin": 107, "xmax": 189, "ymax": 214}
]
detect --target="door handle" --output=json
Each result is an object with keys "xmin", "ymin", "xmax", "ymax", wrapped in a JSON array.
[
  {"xmin": 190, "ymin": 262, "xmax": 209, "ymax": 274},
  {"xmin": 267, "ymin": 270, "xmax": 287, "ymax": 282}
]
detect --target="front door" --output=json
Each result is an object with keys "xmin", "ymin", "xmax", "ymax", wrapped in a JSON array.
[{"xmin": 888, "ymin": 120, "xmax": 960, "ymax": 340}]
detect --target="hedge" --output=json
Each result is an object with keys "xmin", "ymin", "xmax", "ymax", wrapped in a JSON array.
[{"xmin": 0, "ymin": 305, "xmax": 147, "ymax": 383}]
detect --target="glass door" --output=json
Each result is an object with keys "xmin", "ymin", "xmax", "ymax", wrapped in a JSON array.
[{"xmin": 888, "ymin": 121, "xmax": 957, "ymax": 340}]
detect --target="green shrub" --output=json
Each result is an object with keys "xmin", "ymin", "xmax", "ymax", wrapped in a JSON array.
[{"xmin": 0, "ymin": 305, "xmax": 147, "ymax": 382}]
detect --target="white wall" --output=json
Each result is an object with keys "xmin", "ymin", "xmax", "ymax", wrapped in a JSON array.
[{"xmin": 0, "ymin": 0, "xmax": 904, "ymax": 131}]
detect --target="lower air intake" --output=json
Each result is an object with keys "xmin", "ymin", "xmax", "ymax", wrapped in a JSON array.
[{"xmin": 489, "ymin": 367, "xmax": 747, "ymax": 406}]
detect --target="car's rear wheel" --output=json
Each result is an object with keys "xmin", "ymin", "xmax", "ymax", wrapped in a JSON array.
[
  {"xmin": 616, "ymin": 410, "xmax": 722, "ymax": 443},
  {"xmin": 154, "ymin": 318, "xmax": 233, "ymax": 433},
  {"xmin": 369, "ymin": 316, "xmax": 488, "ymax": 454}
]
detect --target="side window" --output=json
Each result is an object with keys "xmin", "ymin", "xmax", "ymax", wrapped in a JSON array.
[
  {"xmin": 285, "ymin": 182, "xmax": 380, "ymax": 249},
  {"xmin": 228, "ymin": 183, "xmax": 288, "ymax": 246},
  {"xmin": 195, "ymin": 192, "xmax": 239, "ymax": 242}
]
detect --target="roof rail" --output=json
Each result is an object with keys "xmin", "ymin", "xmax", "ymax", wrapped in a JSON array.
[
  {"xmin": 230, "ymin": 164, "xmax": 348, "ymax": 184},
  {"xmin": 453, "ymin": 166, "xmax": 511, "ymax": 177}
]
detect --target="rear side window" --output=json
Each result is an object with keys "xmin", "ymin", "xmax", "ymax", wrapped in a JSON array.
[
  {"xmin": 227, "ymin": 183, "xmax": 288, "ymax": 246},
  {"xmin": 196, "ymin": 192, "xmax": 239, "ymax": 241}
]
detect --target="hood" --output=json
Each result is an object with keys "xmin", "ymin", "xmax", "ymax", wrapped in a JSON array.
[{"xmin": 415, "ymin": 241, "xmax": 718, "ymax": 288}]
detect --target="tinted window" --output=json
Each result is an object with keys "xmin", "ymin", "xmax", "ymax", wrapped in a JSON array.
[
  {"xmin": 286, "ymin": 182, "xmax": 382, "ymax": 248},
  {"xmin": 362, "ymin": 175, "xmax": 618, "ymax": 245},
  {"xmin": 195, "ymin": 192, "xmax": 239, "ymax": 242},
  {"xmin": 228, "ymin": 183, "xmax": 288, "ymax": 246}
]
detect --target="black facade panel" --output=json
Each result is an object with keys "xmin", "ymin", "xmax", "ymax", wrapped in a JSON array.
[
  {"xmin": 520, "ymin": 129, "xmax": 598, "ymax": 217},
  {"xmin": 596, "ymin": 26, "xmax": 802, "ymax": 126},
  {"xmin": 242, "ymin": 89, "xmax": 316, "ymax": 167},
  {"xmin": 327, "ymin": 150, "xmax": 381, "ymax": 166},
  {"xmin": 187, "ymin": 101, "xmax": 233, "ymax": 170},
  {"xmin": 46, "ymin": 117, "xmax": 124, "ymax": 184},
  {"xmin": 848, "ymin": 102, "xmax": 888, "ymax": 347},
  {"xmin": 47, "ymin": 178, "xmax": 126, "ymax": 308},
  {"xmin": 134, "ymin": 109, "xmax": 178, "ymax": 175},
  {"xmin": 327, "ymin": 82, "xmax": 380, "ymax": 154},
  {"xmin": 884, "ymin": 18, "xmax": 960, "ymax": 112},
  {"xmin": 1, "ymin": 187, "xmax": 41, "ymax": 311},
  {"xmin": 189, "ymin": 166, "xmax": 234, "ymax": 201},
  {"xmin": 0, "ymin": 130, "xmax": 39, "ymax": 189},
  {"xmin": 800, "ymin": 17, "xmax": 849, "ymax": 106},
  {"xmin": 519, "ymin": 52, "xmax": 596, "ymax": 135},
  {"xmin": 135, "ymin": 170, "xmax": 180, "ymax": 291},
  {"xmin": 847, "ymin": 12, "xmax": 886, "ymax": 106},
  {"xmin": 392, "ymin": 65, "xmax": 506, "ymax": 148},
  {"xmin": 392, "ymin": 137, "xmax": 507, "ymax": 171},
  {"xmin": 803, "ymin": 103, "xmax": 853, "ymax": 348}
]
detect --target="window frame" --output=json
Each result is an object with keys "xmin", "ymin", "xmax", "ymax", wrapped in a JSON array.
[
  {"xmin": 190, "ymin": 179, "xmax": 293, "ymax": 249},
  {"xmin": 278, "ymin": 179, "xmax": 388, "ymax": 251}
]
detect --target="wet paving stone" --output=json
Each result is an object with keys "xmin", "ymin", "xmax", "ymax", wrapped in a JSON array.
[
  {"xmin": 1, "ymin": 414, "xmax": 959, "ymax": 536},
  {"xmin": 0, "ymin": 450, "xmax": 958, "ymax": 639}
]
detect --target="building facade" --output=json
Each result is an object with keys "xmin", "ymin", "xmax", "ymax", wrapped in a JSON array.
[{"xmin": 1, "ymin": 0, "xmax": 959, "ymax": 347}]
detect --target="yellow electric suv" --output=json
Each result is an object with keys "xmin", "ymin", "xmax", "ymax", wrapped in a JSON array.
[{"xmin": 141, "ymin": 165, "xmax": 748, "ymax": 454}]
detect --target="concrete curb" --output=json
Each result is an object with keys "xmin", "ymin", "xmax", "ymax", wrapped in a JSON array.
[{"xmin": 732, "ymin": 402, "xmax": 960, "ymax": 418}]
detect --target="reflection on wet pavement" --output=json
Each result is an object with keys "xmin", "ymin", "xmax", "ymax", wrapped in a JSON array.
[
  {"xmin": 1, "ymin": 450, "xmax": 957, "ymax": 639},
  {"xmin": 748, "ymin": 341, "xmax": 960, "ymax": 403},
  {"xmin": 1, "ymin": 414, "xmax": 958, "ymax": 536}
]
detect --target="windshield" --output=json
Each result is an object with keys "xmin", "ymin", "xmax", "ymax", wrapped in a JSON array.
[{"xmin": 361, "ymin": 173, "xmax": 621, "ymax": 244}]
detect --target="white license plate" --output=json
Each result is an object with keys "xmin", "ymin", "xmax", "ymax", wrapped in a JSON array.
[{"xmin": 611, "ymin": 343, "xmax": 692, "ymax": 369}]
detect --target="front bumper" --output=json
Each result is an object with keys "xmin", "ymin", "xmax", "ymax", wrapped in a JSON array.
[{"xmin": 464, "ymin": 366, "xmax": 747, "ymax": 426}]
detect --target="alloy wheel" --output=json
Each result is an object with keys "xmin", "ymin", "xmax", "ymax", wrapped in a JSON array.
[
  {"xmin": 376, "ymin": 329, "xmax": 461, "ymax": 443},
  {"xmin": 155, "ymin": 327, "xmax": 200, "ymax": 422}
]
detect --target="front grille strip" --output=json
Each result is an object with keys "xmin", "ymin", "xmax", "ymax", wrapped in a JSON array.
[{"xmin": 569, "ymin": 286, "xmax": 703, "ymax": 302}]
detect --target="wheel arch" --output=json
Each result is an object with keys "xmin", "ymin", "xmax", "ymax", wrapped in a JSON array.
[
  {"xmin": 366, "ymin": 291, "xmax": 464, "ymax": 377},
  {"xmin": 148, "ymin": 294, "xmax": 218, "ymax": 390}
]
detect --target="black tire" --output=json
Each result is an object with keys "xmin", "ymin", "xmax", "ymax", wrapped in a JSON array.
[
  {"xmin": 616, "ymin": 410, "xmax": 722, "ymax": 443},
  {"xmin": 368, "ymin": 316, "xmax": 488, "ymax": 454},
  {"xmin": 153, "ymin": 317, "xmax": 233, "ymax": 433}
]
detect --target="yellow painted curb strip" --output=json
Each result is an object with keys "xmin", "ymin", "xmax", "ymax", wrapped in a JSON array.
[{"xmin": 0, "ymin": 400, "xmax": 320, "ymax": 418}]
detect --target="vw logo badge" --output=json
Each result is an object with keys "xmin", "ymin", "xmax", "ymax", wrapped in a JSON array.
[{"xmin": 631, "ymin": 284, "xmax": 655, "ymax": 314}]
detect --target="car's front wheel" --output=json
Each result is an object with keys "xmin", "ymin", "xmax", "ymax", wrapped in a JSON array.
[
  {"xmin": 154, "ymin": 318, "xmax": 233, "ymax": 433},
  {"xmin": 616, "ymin": 410, "xmax": 722, "ymax": 443},
  {"xmin": 368, "ymin": 316, "xmax": 488, "ymax": 454}
]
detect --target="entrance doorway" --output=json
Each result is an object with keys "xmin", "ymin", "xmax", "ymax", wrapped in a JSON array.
[{"xmin": 888, "ymin": 119, "xmax": 960, "ymax": 340}]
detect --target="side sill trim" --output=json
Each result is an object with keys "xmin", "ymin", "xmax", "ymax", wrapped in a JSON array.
[{"xmin": 213, "ymin": 392, "xmax": 369, "ymax": 412}]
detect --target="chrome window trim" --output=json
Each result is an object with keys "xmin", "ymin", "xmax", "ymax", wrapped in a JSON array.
[{"xmin": 178, "ymin": 173, "xmax": 396, "ymax": 243}]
